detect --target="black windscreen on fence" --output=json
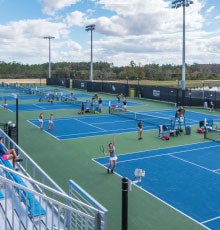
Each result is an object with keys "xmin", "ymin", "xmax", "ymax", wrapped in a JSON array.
[{"xmin": 47, "ymin": 78, "xmax": 220, "ymax": 109}]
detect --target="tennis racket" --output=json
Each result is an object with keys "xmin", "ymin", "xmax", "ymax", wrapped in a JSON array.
[{"xmin": 99, "ymin": 145, "xmax": 106, "ymax": 155}]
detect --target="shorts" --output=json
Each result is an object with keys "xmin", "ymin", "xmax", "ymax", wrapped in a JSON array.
[
  {"xmin": 110, "ymin": 156, "xmax": 118, "ymax": 161},
  {"xmin": 1, "ymin": 154, "xmax": 8, "ymax": 160}
]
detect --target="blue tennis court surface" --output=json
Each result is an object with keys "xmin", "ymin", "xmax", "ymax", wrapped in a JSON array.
[
  {"xmin": 5, "ymin": 100, "xmax": 141, "ymax": 112},
  {"xmin": 28, "ymin": 110, "xmax": 220, "ymax": 140},
  {"xmin": 94, "ymin": 141, "xmax": 220, "ymax": 230},
  {"xmin": 29, "ymin": 114, "xmax": 153, "ymax": 139},
  {"xmin": 0, "ymin": 92, "xmax": 92, "ymax": 101}
]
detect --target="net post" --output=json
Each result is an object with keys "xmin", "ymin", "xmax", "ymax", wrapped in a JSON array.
[
  {"xmin": 108, "ymin": 100, "xmax": 111, "ymax": 114},
  {"xmin": 122, "ymin": 177, "xmax": 128, "ymax": 230},
  {"xmin": 204, "ymin": 127, "xmax": 207, "ymax": 139}
]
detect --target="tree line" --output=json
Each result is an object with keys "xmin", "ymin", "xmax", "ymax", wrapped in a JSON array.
[{"xmin": 0, "ymin": 60, "xmax": 220, "ymax": 81}]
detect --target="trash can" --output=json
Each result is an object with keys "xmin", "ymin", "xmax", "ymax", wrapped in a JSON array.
[{"xmin": 129, "ymin": 88, "xmax": 135, "ymax": 98}]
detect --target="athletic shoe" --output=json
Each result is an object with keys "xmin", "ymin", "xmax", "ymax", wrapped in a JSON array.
[
  {"xmin": 16, "ymin": 158, "xmax": 23, "ymax": 162},
  {"xmin": 107, "ymin": 169, "xmax": 110, "ymax": 173},
  {"xmin": 15, "ymin": 168, "xmax": 19, "ymax": 171},
  {"xmin": 111, "ymin": 169, "xmax": 114, "ymax": 173}
]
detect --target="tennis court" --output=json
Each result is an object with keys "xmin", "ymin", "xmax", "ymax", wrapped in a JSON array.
[
  {"xmin": 28, "ymin": 109, "xmax": 220, "ymax": 140},
  {"xmin": 4, "ymin": 100, "xmax": 140, "ymax": 112},
  {"xmin": 94, "ymin": 141, "xmax": 220, "ymax": 230},
  {"xmin": 2, "ymin": 85, "xmax": 220, "ymax": 230}
]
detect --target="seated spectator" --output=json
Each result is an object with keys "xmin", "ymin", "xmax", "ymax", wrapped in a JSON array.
[
  {"xmin": 0, "ymin": 137, "xmax": 23, "ymax": 170},
  {"xmin": 85, "ymin": 100, "xmax": 90, "ymax": 113}
]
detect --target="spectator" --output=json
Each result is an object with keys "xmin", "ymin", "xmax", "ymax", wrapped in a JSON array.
[
  {"xmin": 0, "ymin": 137, "xmax": 23, "ymax": 170},
  {"xmin": 98, "ymin": 98, "xmax": 103, "ymax": 113},
  {"xmin": 210, "ymin": 101, "xmax": 214, "ymax": 112},
  {"xmin": 78, "ymin": 102, "xmax": 85, "ymax": 114}
]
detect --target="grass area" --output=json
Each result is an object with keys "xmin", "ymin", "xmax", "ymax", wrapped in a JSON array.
[{"xmin": 0, "ymin": 89, "xmax": 210, "ymax": 230}]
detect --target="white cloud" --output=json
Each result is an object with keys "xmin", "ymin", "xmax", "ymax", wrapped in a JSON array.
[
  {"xmin": 0, "ymin": 19, "xmax": 72, "ymax": 64},
  {"xmin": 215, "ymin": 15, "xmax": 220, "ymax": 20},
  {"xmin": 0, "ymin": 0, "xmax": 219, "ymax": 66},
  {"xmin": 206, "ymin": 6, "xmax": 215, "ymax": 14},
  {"xmin": 84, "ymin": 0, "xmax": 209, "ymax": 66},
  {"xmin": 39, "ymin": 0, "xmax": 79, "ymax": 15},
  {"xmin": 65, "ymin": 11, "xmax": 86, "ymax": 27}
]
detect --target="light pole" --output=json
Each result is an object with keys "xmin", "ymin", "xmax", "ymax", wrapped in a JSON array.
[
  {"xmin": 44, "ymin": 36, "xmax": 55, "ymax": 79},
  {"xmin": 11, "ymin": 93, "xmax": 18, "ymax": 144},
  {"xmin": 126, "ymin": 77, "xmax": 128, "ymax": 85},
  {"xmin": 85, "ymin": 24, "xmax": 95, "ymax": 82},
  {"xmin": 172, "ymin": 0, "xmax": 193, "ymax": 105}
]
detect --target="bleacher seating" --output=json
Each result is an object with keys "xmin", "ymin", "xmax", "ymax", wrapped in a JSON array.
[
  {"xmin": 0, "ymin": 159, "xmax": 46, "ymax": 217},
  {"xmin": 0, "ymin": 190, "xmax": 4, "ymax": 199}
]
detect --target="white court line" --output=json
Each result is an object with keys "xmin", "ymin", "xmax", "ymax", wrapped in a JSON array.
[
  {"xmin": 33, "ymin": 104, "xmax": 47, "ymax": 109},
  {"xmin": 116, "ymin": 144, "xmax": 220, "ymax": 166},
  {"xmin": 169, "ymin": 154, "xmax": 219, "ymax": 174},
  {"xmin": 57, "ymin": 127, "xmax": 137, "ymax": 139},
  {"xmin": 202, "ymin": 215, "xmax": 220, "ymax": 224},
  {"xmin": 73, "ymin": 117, "xmax": 106, "ymax": 131}
]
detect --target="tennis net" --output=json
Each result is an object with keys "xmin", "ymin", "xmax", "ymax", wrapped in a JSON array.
[
  {"xmin": 110, "ymin": 108, "xmax": 173, "ymax": 127},
  {"xmin": 204, "ymin": 129, "xmax": 220, "ymax": 143},
  {"xmin": 61, "ymin": 95, "xmax": 83, "ymax": 107}
]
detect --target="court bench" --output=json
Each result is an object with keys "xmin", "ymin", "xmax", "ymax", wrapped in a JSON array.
[{"xmin": 0, "ymin": 159, "xmax": 46, "ymax": 218}]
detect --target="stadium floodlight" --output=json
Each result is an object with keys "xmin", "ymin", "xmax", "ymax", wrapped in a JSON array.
[
  {"xmin": 171, "ymin": 0, "xmax": 193, "ymax": 98},
  {"xmin": 85, "ymin": 24, "xmax": 96, "ymax": 82},
  {"xmin": 44, "ymin": 36, "xmax": 55, "ymax": 79}
]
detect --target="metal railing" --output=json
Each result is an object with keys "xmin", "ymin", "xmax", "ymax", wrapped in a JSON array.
[
  {"xmin": 0, "ymin": 129, "xmax": 108, "ymax": 229},
  {"xmin": 69, "ymin": 180, "xmax": 108, "ymax": 230},
  {"xmin": 0, "ymin": 129, "xmax": 65, "ymax": 195},
  {"xmin": 0, "ymin": 169, "xmax": 101, "ymax": 229}
]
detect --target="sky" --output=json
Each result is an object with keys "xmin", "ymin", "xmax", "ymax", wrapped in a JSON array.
[{"xmin": 0, "ymin": 0, "xmax": 219, "ymax": 67}]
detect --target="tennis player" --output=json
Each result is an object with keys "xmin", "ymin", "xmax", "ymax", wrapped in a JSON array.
[
  {"xmin": 39, "ymin": 112, "xmax": 44, "ymax": 130},
  {"xmin": 48, "ymin": 113, "xmax": 54, "ymax": 130},
  {"xmin": 137, "ymin": 120, "xmax": 143, "ymax": 140},
  {"xmin": 107, "ymin": 136, "xmax": 117, "ymax": 174},
  {"xmin": 4, "ymin": 98, "xmax": 8, "ymax": 110}
]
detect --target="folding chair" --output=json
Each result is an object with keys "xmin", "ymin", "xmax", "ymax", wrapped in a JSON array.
[
  {"xmin": 206, "ymin": 119, "xmax": 217, "ymax": 130},
  {"xmin": 158, "ymin": 125, "xmax": 170, "ymax": 138}
]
